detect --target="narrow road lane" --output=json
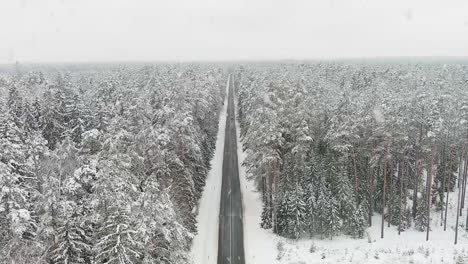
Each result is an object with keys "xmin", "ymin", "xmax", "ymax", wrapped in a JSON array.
[{"xmin": 218, "ymin": 75, "xmax": 245, "ymax": 264}]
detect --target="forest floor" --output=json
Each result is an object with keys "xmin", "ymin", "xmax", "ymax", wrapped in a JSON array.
[
  {"xmin": 273, "ymin": 212, "xmax": 468, "ymax": 264},
  {"xmin": 234, "ymin": 100, "xmax": 468, "ymax": 264}
]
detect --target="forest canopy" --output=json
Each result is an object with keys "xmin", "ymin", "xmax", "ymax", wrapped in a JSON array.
[
  {"xmin": 0, "ymin": 64, "xmax": 226, "ymax": 264},
  {"xmin": 236, "ymin": 62, "xmax": 468, "ymax": 239}
]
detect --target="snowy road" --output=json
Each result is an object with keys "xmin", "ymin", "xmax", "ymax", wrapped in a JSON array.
[
  {"xmin": 191, "ymin": 75, "xmax": 245, "ymax": 264},
  {"xmin": 218, "ymin": 75, "xmax": 245, "ymax": 264},
  {"xmin": 191, "ymin": 77, "xmax": 228, "ymax": 264}
]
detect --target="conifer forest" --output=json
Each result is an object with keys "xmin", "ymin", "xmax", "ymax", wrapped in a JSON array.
[
  {"xmin": 0, "ymin": 64, "xmax": 226, "ymax": 263},
  {"xmin": 1, "ymin": 61, "xmax": 468, "ymax": 263},
  {"xmin": 236, "ymin": 63, "xmax": 468, "ymax": 241}
]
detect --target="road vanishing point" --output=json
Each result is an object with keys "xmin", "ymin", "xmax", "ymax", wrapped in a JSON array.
[{"xmin": 217, "ymin": 75, "xmax": 245, "ymax": 264}]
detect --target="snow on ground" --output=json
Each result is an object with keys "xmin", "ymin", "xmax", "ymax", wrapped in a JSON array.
[
  {"xmin": 277, "ymin": 207, "xmax": 468, "ymax": 264},
  {"xmin": 191, "ymin": 77, "xmax": 229, "ymax": 264},
  {"xmin": 235, "ymin": 94, "xmax": 468, "ymax": 263}
]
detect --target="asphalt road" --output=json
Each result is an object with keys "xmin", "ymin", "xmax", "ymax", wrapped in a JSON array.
[{"xmin": 217, "ymin": 75, "xmax": 245, "ymax": 264}]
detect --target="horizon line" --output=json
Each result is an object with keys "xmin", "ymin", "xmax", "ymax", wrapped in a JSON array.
[{"xmin": 1, "ymin": 55, "xmax": 468, "ymax": 66}]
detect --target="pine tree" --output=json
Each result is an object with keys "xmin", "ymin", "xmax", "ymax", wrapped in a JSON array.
[
  {"xmin": 260, "ymin": 198, "xmax": 273, "ymax": 229},
  {"xmin": 0, "ymin": 112, "xmax": 26, "ymax": 163},
  {"xmin": 325, "ymin": 196, "xmax": 341, "ymax": 239},
  {"xmin": 95, "ymin": 209, "xmax": 144, "ymax": 264},
  {"xmin": 349, "ymin": 202, "xmax": 367, "ymax": 238},
  {"xmin": 333, "ymin": 162, "xmax": 356, "ymax": 230},
  {"xmin": 278, "ymin": 185, "xmax": 300, "ymax": 239},
  {"xmin": 64, "ymin": 93, "xmax": 85, "ymax": 145},
  {"xmin": 22, "ymin": 101, "xmax": 39, "ymax": 134},
  {"xmin": 415, "ymin": 194, "xmax": 429, "ymax": 231},
  {"xmin": 0, "ymin": 163, "xmax": 15, "ymax": 247},
  {"xmin": 41, "ymin": 90, "xmax": 66, "ymax": 150},
  {"xmin": 0, "ymin": 162, "xmax": 33, "ymax": 245},
  {"xmin": 303, "ymin": 171, "xmax": 316, "ymax": 236},
  {"xmin": 287, "ymin": 185, "xmax": 307, "ymax": 239},
  {"xmin": 276, "ymin": 190, "xmax": 289, "ymax": 237},
  {"xmin": 27, "ymin": 97, "xmax": 43, "ymax": 132},
  {"xmin": 50, "ymin": 218, "xmax": 93, "ymax": 264},
  {"xmin": 388, "ymin": 188, "xmax": 401, "ymax": 225},
  {"xmin": 7, "ymin": 86, "xmax": 24, "ymax": 126},
  {"xmin": 92, "ymin": 98, "xmax": 111, "ymax": 132}
]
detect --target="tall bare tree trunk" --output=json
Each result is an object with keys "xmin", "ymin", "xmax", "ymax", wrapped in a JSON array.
[
  {"xmin": 444, "ymin": 150, "xmax": 453, "ymax": 231},
  {"xmin": 466, "ymin": 194, "xmax": 468, "ymax": 231},
  {"xmin": 399, "ymin": 159, "xmax": 404, "ymax": 235},
  {"xmin": 353, "ymin": 148, "xmax": 358, "ymax": 195},
  {"xmin": 464, "ymin": 144, "xmax": 468, "ymax": 230},
  {"xmin": 440, "ymin": 139, "xmax": 447, "ymax": 226},
  {"xmin": 462, "ymin": 154, "xmax": 468, "ymax": 219},
  {"xmin": 455, "ymin": 168, "xmax": 463, "ymax": 244},
  {"xmin": 271, "ymin": 148, "xmax": 279, "ymax": 233},
  {"xmin": 426, "ymin": 145, "xmax": 435, "ymax": 241},
  {"xmin": 403, "ymin": 157, "xmax": 408, "ymax": 230},
  {"xmin": 381, "ymin": 141, "xmax": 389, "ymax": 239},
  {"xmin": 458, "ymin": 149, "xmax": 463, "ymax": 189},
  {"xmin": 388, "ymin": 161, "xmax": 393, "ymax": 228},
  {"xmin": 461, "ymin": 154, "xmax": 468, "ymax": 216},
  {"xmin": 459, "ymin": 149, "xmax": 467, "ymax": 209},
  {"xmin": 413, "ymin": 125, "xmax": 423, "ymax": 218},
  {"xmin": 368, "ymin": 144, "xmax": 375, "ymax": 226}
]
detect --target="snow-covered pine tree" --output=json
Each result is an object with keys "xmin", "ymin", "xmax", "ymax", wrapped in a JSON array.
[
  {"xmin": 22, "ymin": 101, "xmax": 39, "ymax": 134},
  {"xmin": 349, "ymin": 201, "xmax": 367, "ymax": 238},
  {"xmin": 332, "ymin": 159, "xmax": 357, "ymax": 232},
  {"xmin": 287, "ymin": 184, "xmax": 307, "ymax": 239},
  {"xmin": 0, "ymin": 161, "xmax": 36, "ymax": 260},
  {"xmin": 388, "ymin": 188, "xmax": 401, "ymax": 225},
  {"xmin": 303, "ymin": 162, "xmax": 317, "ymax": 236},
  {"xmin": 40, "ymin": 89, "xmax": 66, "ymax": 150},
  {"xmin": 325, "ymin": 195, "xmax": 341, "ymax": 240},
  {"xmin": 50, "ymin": 218, "xmax": 93, "ymax": 264},
  {"xmin": 7, "ymin": 86, "xmax": 24, "ymax": 126},
  {"xmin": 163, "ymin": 143, "xmax": 197, "ymax": 232},
  {"xmin": 63, "ymin": 92, "xmax": 86, "ymax": 145},
  {"xmin": 92, "ymin": 96, "xmax": 111, "ymax": 133},
  {"xmin": 260, "ymin": 201, "xmax": 273, "ymax": 229},
  {"xmin": 415, "ymin": 193, "xmax": 429, "ymax": 231},
  {"xmin": 32, "ymin": 96, "xmax": 42, "ymax": 117},
  {"xmin": 95, "ymin": 209, "xmax": 143, "ymax": 264},
  {"xmin": 276, "ymin": 189, "xmax": 290, "ymax": 237},
  {"xmin": 314, "ymin": 176, "xmax": 328, "ymax": 238}
]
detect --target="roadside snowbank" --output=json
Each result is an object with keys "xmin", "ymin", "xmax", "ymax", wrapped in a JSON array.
[{"xmin": 191, "ymin": 77, "xmax": 229, "ymax": 264}]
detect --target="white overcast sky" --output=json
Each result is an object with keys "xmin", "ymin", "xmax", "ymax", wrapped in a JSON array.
[{"xmin": 1, "ymin": 0, "xmax": 468, "ymax": 63}]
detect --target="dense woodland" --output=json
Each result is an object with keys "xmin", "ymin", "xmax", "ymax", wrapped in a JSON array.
[
  {"xmin": 1, "ymin": 61, "xmax": 468, "ymax": 263},
  {"xmin": 0, "ymin": 64, "xmax": 226, "ymax": 263},
  {"xmin": 236, "ymin": 63, "xmax": 468, "ymax": 240}
]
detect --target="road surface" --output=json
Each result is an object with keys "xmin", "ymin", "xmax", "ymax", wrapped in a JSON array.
[{"xmin": 218, "ymin": 75, "xmax": 245, "ymax": 264}]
